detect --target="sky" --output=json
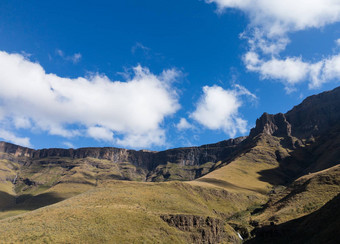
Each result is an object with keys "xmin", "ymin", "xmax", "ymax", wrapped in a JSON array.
[{"xmin": 0, "ymin": 0, "xmax": 339, "ymax": 150}]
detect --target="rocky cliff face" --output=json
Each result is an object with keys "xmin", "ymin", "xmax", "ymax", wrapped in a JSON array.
[
  {"xmin": 0, "ymin": 136, "xmax": 246, "ymax": 182},
  {"xmin": 249, "ymin": 113, "xmax": 292, "ymax": 138},
  {"xmin": 0, "ymin": 141, "xmax": 35, "ymax": 158},
  {"xmin": 161, "ymin": 214, "xmax": 241, "ymax": 244},
  {"xmin": 248, "ymin": 86, "xmax": 340, "ymax": 155},
  {"xmin": 241, "ymin": 86, "xmax": 340, "ymax": 190},
  {"xmin": 250, "ymin": 86, "xmax": 340, "ymax": 141},
  {"xmin": 286, "ymin": 86, "xmax": 340, "ymax": 139}
]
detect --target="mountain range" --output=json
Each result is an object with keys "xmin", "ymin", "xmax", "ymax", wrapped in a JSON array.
[{"xmin": 0, "ymin": 86, "xmax": 339, "ymax": 243}]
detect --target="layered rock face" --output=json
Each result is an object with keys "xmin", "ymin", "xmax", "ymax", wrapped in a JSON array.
[
  {"xmin": 249, "ymin": 113, "xmax": 292, "ymax": 138},
  {"xmin": 0, "ymin": 136, "xmax": 246, "ymax": 182},
  {"xmin": 160, "ymin": 214, "xmax": 238, "ymax": 244},
  {"xmin": 250, "ymin": 86, "xmax": 340, "ymax": 141},
  {"xmin": 286, "ymin": 86, "xmax": 340, "ymax": 138},
  {"xmin": 244, "ymin": 86, "xmax": 340, "ymax": 185}
]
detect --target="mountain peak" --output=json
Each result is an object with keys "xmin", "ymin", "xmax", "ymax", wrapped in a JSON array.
[
  {"xmin": 249, "ymin": 112, "xmax": 292, "ymax": 138},
  {"xmin": 249, "ymin": 86, "xmax": 340, "ymax": 141},
  {"xmin": 285, "ymin": 86, "xmax": 340, "ymax": 139}
]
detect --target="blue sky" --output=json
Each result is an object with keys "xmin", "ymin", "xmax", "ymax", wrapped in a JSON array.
[{"xmin": 0, "ymin": 0, "xmax": 339, "ymax": 150}]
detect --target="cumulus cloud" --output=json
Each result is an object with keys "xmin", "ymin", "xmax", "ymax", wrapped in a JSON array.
[
  {"xmin": 245, "ymin": 52, "xmax": 310, "ymax": 84},
  {"xmin": 0, "ymin": 129, "xmax": 32, "ymax": 147},
  {"xmin": 191, "ymin": 85, "xmax": 255, "ymax": 137},
  {"xmin": 207, "ymin": 0, "xmax": 340, "ymax": 90},
  {"xmin": 116, "ymin": 129, "xmax": 165, "ymax": 148},
  {"xmin": 244, "ymin": 51, "xmax": 340, "ymax": 88},
  {"xmin": 87, "ymin": 126, "xmax": 114, "ymax": 142},
  {"xmin": 208, "ymin": 0, "xmax": 340, "ymax": 36},
  {"xmin": 176, "ymin": 118, "xmax": 192, "ymax": 130},
  {"xmin": 0, "ymin": 51, "xmax": 180, "ymax": 148},
  {"xmin": 13, "ymin": 117, "xmax": 32, "ymax": 129}
]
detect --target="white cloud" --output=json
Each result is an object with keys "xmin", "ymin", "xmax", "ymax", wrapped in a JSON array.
[
  {"xmin": 191, "ymin": 85, "xmax": 254, "ymax": 137},
  {"xmin": 56, "ymin": 49, "xmax": 64, "ymax": 57},
  {"xmin": 56, "ymin": 49, "xmax": 82, "ymax": 64},
  {"xmin": 176, "ymin": 118, "xmax": 192, "ymax": 130},
  {"xmin": 245, "ymin": 54, "xmax": 310, "ymax": 84},
  {"xmin": 208, "ymin": 0, "xmax": 340, "ymax": 37},
  {"xmin": 116, "ymin": 129, "xmax": 165, "ymax": 148},
  {"xmin": 13, "ymin": 117, "xmax": 32, "ymax": 129},
  {"xmin": 0, "ymin": 129, "xmax": 32, "ymax": 147},
  {"xmin": 131, "ymin": 42, "xmax": 150, "ymax": 54},
  {"xmin": 316, "ymin": 53, "xmax": 340, "ymax": 87},
  {"xmin": 87, "ymin": 126, "xmax": 114, "ymax": 142},
  {"xmin": 0, "ymin": 51, "xmax": 180, "ymax": 148},
  {"xmin": 241, "ymin": 29, "xmax": 291, "ymax": 55},
  {"xmin": 233, "ymin": 84, "xmax": 257, "ymax": 100},
  {"xmin": 336, "ymin": 38, "xmax": 340, "ymax": 46},
  {"xmin": 0, "ymin": 108, "xmax": 4, "ymax": 121},
  {"xmin": 71, "ymin": 53, "xmax": 82, "ymax": 63},
  {"xmin": 208, "ymin": 0, "xmax": 340, "ymax": 90},
  {"xmin": 63, "ymin": 141, "xmax": 75, "ymax": 148},
  {"xmin": 244, "ymin": 51, "xmax": 340, "ymax": 89}
]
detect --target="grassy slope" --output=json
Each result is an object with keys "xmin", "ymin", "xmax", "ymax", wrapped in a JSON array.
[
  {"xmin": 0, "ymin": 156, "xmax": 148, "ymax": 220},
  {"xmin": 0, "ymin": 134, "xmax": 279, "ymax": 243},
  {"xmin": 0, "ymin": 180, "xmax": 265, "ymax": 243},
  {"xmin": 194, "ymin": 134, "xmax": 290, "ymax": 194},
  {"xmin": 253, "ymin": 164, "xmax": 340, "ymax": 225},
  {"xmin": 0, "ymin": 159, "xmax": 20, "ymax": 217},
  {"xmin": 246, "ymin": 193, "xmax": 340, "ymax": 244},
  {"xmin": 0, "ymin": 130, "xmax": 338, "ymax": 243}
]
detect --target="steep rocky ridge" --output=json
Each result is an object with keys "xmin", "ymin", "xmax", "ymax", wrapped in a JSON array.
[
  {"xmin": 286, "ymin": 86, "xmax": 340, "ymax": 139},
  {"xmin": 250, "ymin": 86, "xmax": 340, "ymax": 141},
  {"xmin": 244, "ymin": 86, "xmax": 340, "ymax": 181}
]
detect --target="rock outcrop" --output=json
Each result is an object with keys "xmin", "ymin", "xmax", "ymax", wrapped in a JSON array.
[
  {"xmin": 249, "ymin": 113, "xmax": 292, "ymax": 138},
  {"xmin": 160, "ymin": 214, "xmax": 241, "ymax": 244},
  {"xmin": 250, "ymin": 86, "xmax": 340, "ymax": 141},
  {"xmin": 285, "ymin": 86, "xmax": 340, "ymax": 139}
]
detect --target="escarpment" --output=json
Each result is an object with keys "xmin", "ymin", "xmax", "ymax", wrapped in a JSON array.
[{"xmin": 0, "ymin": 136, "xmax": 247, "ymax": 182}]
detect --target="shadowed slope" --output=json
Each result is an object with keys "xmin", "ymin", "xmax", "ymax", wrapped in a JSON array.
[
  {"xmin": 253, "ymin": 164, "xmax": 340, "ymax": 225},
  {"xmin": 246, "ymin": 193, "xmax": 340, "ymax": 244}
]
